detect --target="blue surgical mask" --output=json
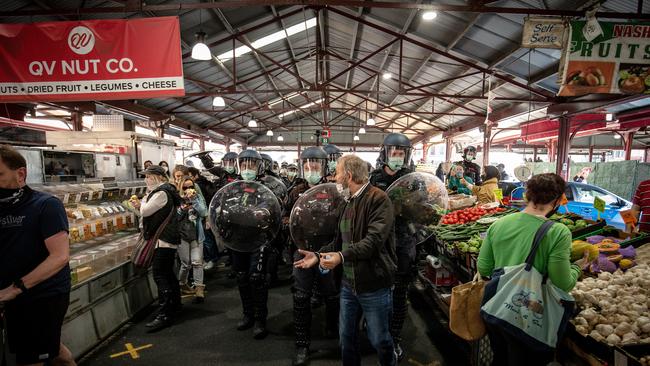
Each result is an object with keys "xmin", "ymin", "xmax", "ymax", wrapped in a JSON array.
[
  {"xmin": 241, "ymin": 169, "xmax": 257, "ymax": 181},
  {"xmin": 287, "ymin": 171, "xmax": 297, "ymax": 178},
  {"xmin": 456, "ymin": 172, "xmax": 463, "ymax": 178},
  {"xmin": 387, "ymin": 157, "xmax": 404, "ymax": 171},
  {"xmin": 328, "ymin": 161, "xmax": 337, "ymax": 173},
  {"xmin": 305, "ymin": 171, "xmax": 321, "ymax": 185},
  {"xmin": 224, "ymin": 166, "xmax": 235, "ymax": 174}
]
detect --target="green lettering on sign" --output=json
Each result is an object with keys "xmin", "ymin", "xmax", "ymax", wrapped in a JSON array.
[{"xmin": 594, "ymin": 196, "xmax": 606, "ymax": 213}]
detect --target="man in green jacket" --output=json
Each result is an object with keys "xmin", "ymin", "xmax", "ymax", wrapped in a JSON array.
[{"xmin": 294, "ymin": 154, "xmax": 398, "ymax": 366}]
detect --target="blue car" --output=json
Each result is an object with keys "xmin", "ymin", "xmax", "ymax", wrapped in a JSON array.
[
  {"xmin": 504, "ymin": 181, "xmax": 632, "ymax": 230},
  {"xmin": 559, "ymin": 182, "xmax": 632, "ymax": 230}
]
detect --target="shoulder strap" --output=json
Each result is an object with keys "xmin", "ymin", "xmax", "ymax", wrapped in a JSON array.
[{"xmin": 524, "ymin": 220, "xmax": 555, "ymax": 270}]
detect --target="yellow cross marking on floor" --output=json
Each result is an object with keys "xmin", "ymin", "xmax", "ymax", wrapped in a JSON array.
[
  {"xmin": 408, "ymin": 358, "xmax": 441, "ymax": 366},
  {"xmin": 109, "ymin": 343, "xmax": 153, "ymax": 359}
]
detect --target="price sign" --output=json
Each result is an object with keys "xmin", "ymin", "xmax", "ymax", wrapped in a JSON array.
[
  {"xmin": 493, "ymin": 188, "xmax": 504, "ymax": 201},
  {"xmin": 593, "ymin": 196, "xmax": 606, "ymax": 213},
  {"xmin": 619, "ymin": 209, "xmax": 638, "ymax": 225}
]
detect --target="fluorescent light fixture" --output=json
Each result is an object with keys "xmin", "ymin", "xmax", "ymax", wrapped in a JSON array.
[
  {"xmin": 212, "ymin": 96, "xmax": 225, "ymax": 107},
  {"xmin": 277, "ymin": 134, "xmax": 284, "ymax": 141},
  {"xmin": 367, "ymin": 117, "xmax": 376, "ymax": 126},
  {"xmin": 614, "ymin": 134, "xmax": 621, "ymax": 139},
  {"xmin": 353, "ymin": 135, "xmax": 360, "ymax": 141},
  {"xmin": 359, "ymin": 127, "xmax": 366, "ymax": 134},
  {"xmin": 278, "ymin": 98, "xmax": 323, "ymax": 119},
  {"xmin": 422, "ymin": 11, "xmax": 438, "ymax": 20},
  {"xmin": 606, "ymin": 113, "xmax": 614, "ymax": 121},
  {"xmin": 382, "ymin": 72, "xmax": 392, "ymax": 80},
  {"xmin": 23, "ymin": 117, "xmax": 70, "ymax": 130},
  {"xmin": 266, "ymin": 130, "xmax": 274, "ymax": 136},
  {"xmin": 248, "ymin": 119, "xmax": 257, "ymax": 128},
  {"xmin": 217, "ymin": 17, "xmax": 317, "ymax": 62},
  {"xmin": 191, "ymin": 31, "xmax": 212, "ymax": 61},
  {"xmin": 268, "ymin": 92, "xmax": 299, "ymax": 107}
]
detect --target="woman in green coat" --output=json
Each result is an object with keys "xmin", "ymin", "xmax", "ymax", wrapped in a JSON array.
[{"xmin": 447, "ymin": 164, "xmax": 473, "ymax": 195}]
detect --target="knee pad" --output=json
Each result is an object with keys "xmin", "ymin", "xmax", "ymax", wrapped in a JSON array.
[
  {"xmin": 236, "ymin": 271, "xmax": 249, "ymax": 284},
  {"xmin": 293, "ymin": 290, "xmax": 311, "ymax": 305},
  {"xmin": 250, "ymin": 272, "xmax": 267, "ymax": 287}
]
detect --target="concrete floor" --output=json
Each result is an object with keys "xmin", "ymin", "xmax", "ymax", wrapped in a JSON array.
[{"xmin": 79, "ymin": 264, "xmax": 467, "ymax": 366}]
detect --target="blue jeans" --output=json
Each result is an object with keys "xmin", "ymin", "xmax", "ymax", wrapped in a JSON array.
[
  {"xmin": 340, "ymin": 283, "xmax": 395, "ymax": 366},
  {"xmin": 202, "ymin": 229, "xmax": 218, "ymax": 263}
]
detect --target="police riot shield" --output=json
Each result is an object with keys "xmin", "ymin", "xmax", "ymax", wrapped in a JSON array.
[
  {"xmin": 386, "ymin": 172, "xmax": 449, "ymax": 245},
  {"xmin": 260, "ymin": 175, "xmax": 288, "ymax": 205},
  {"xmin": 289, "ymin": 183, "xmax": 345, "ymax": 251},
  {"xmin": 209, "ymin": 181, "xmax": 282, "ymax": 253}
]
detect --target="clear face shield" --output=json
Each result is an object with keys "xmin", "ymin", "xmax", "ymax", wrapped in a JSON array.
[
  {"xmin": 238, "ymin": 158, "xmax": 261, "ymax": 181},
  {"xmin": 222, "ymin": 159, "xmax": 238, "ymax": 175},
  {"xmin": 384, "ymin": 146, "xmax": 411, "ymax": 171},
  {"xmin": 301, "ymin": 159, "xmax": 326, "ymax": 185}
]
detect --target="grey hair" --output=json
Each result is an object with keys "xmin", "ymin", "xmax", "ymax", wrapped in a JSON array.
[{"xmin": 338, "ymin": 154, "xmax": 369, "ymax": 184}]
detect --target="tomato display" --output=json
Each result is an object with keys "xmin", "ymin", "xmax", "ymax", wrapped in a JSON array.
[{"xmin": 440, "ymin": 206, "xmax": 506, "ymax": 225}]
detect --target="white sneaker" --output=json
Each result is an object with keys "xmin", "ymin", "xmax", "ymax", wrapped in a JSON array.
[{"xmin": 204, "ymin": 261, "xmax": 215, "ymax": 271}]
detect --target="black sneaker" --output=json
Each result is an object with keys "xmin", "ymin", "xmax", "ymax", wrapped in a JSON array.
[{"xmin": 237, "ymin": 315, "xmax": 255, "ymax": 331}]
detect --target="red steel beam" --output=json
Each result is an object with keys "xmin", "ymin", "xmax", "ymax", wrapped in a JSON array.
[
  {"xmin": 3, "ymin": 3, "xmax": 649, "ymax": 20},
  {"xmin": 321, "ymin": 38, "xmax": 399, "ymax": 87},
  {"xmin": 327, "ymin": 6, "xmax": 554, "ymax": 100}
]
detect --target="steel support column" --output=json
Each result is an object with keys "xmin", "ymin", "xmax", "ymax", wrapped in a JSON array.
[
  {"xmin": 71, "ymin": 111, "xmax": 83, "ymax": 131},
  {"xmin": 546, "ymin": 140, "xmax": 556, "ymax": 163},
  {"xmin": 533, "ymin": 147, "xmax": 538, "ymax": 162},
  {"xmin": 199, "ymin": 137, "xmax": 206, "ymax": 151},
  {"xmin": 588, "ymin": 145, "xmax": 594, "ymax": 162},
  {"xmin": 602, "ymin": 152, "xmax": 607, "ymax": 162},
  {"xmin": 624, "ymin": 132, "xmax": 635, "ymax": 161},
  {"xmin": 225, "ymin": 138, "xmax": 231, "ymax": 152},
  {"xmin": 445, "ymin": 137, "xmax": 453, "ymax": 163},
  {"xmin": 645, "ymin": 148, "xmax": 650, "ymax": 163},
  {"xmin": 556, "ymin": 116, "xmax": 571, "ymax": 179}
]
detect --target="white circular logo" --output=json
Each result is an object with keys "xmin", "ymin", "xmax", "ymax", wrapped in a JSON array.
[{"xmin": 67, "ymin": 26, "xmax": 95, "ymax": 55}]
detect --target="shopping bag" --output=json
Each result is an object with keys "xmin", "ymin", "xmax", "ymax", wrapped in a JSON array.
[
  {"xmin": 131, "ymin": 209, "xmax": 173, "ymax": 268},
  {"xmin": 449, "ymin": 273, "xmax": 486, "ymax": 341},
  {"xmin": 480, "ymin": 221, "xmax": 575, "ymax": 352}
]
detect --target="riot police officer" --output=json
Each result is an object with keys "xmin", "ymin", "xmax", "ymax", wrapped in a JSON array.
[
  {"xmin": 369, "ymin": 133, "xmax": 414, "ymax": 361},
  {"xmin": 260, "ymin": 153, "xmax": 280, "ymax": 178},
  {"xmin": 202, "ymin": 151, "xmax": 240, "ymax": 191},
  {"xmin": 227, "ymin": 149, "xmax": 279, "ymax": 339},
  {"xmin": 455, "ymin": 145, "xmax": 481, "ymax": 185},
  {"xmin": 283, "ymin": 163, "xmax": 298, "ymax": 188},
  {"xmin": 287, "ymin": 147, "xmax": 340, "ymax": 366},
  {"xmin": 323, "ymin": 144, "xmax": 342, "ymax": 182}
]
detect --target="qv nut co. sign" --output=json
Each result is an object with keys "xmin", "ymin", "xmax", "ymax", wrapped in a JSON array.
[{"xmin": 0, "ymin": 17, "xmax": 185, "ymax": 102}]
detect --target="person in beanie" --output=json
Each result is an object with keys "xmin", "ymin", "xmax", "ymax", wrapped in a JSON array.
[{"xmin": 131, "ymin": 165, "xmax": 182, "ymax": 332}]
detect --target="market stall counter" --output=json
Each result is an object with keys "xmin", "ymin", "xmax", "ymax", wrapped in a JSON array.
[
  {"xmin": 34, "ymin": 181, "xmax": 156, "ymax": 359},
  {"xmin": 417, "ymin": 202, "xmax": 650, "ymax": 366}
]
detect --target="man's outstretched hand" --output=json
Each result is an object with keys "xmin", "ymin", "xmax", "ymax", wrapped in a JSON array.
[{"xmin": 293, "ymin": 249, "xmax": 319, "ymax": 269}]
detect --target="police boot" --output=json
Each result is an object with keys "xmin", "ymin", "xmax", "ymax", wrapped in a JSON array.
[
  {"xmin": 324, "ymin": 295, "xmax": 339, "ymax": 339},
  {"xmin": 237, "ymin": 273, "xmax": 255, "ymax": 330},
  {"xmin": 395, "ymin": 343, "xmax": 405, "ymax": 362},
  {"xmin": 145, "ymin": 313, "xmax": 172, "ymax": 333},
  {"xmin": 253, "ymin": 320, "xmax": 268, "ymax": 340},
  {"xmin": 293, "ymin": 346, "xmax": 309, "ymax": 366}
]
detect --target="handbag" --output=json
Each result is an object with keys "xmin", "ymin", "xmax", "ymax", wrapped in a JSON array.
[
  {"xmin": 449, "ymin": 273, "xmax": 486, "ymax": 341},
  {"xmin": 131, "ymin": 209, "xmax": 174, "ymax": 268},
  {"xmin": 480, "ymin": 221, "xmax": 575, "ymax": 352}
]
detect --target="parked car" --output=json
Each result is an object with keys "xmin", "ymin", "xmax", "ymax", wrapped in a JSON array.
[
  {"xmin": 559, "ymin": 182, "xmax": 632, "ymax": 230},
  {"xmin": 500, "ymin": 181, "xmax": 631, "ymax": 230}
]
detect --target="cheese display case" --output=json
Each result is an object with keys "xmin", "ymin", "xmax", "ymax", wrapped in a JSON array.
[{"xmin": 30, "ymin": 181, "xmax": 159, "ymax": 359}]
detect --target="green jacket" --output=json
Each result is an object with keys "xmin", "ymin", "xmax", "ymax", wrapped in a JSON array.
[
  {"xmin": 321, "ymin": 183, "xmax": 397, "ymax": 294},
  {"xmin": 448, "ymin": 175, "xmax": 473, "ymax": 195}
]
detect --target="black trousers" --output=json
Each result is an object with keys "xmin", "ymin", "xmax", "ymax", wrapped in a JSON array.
[
  {"xmin": 293, "ymin": 251, "xmax": 339, "ymax": 348},
  {"xmin": 152, "ymin": 247, "xmax": 181, "ymax": 317},
  {"xmin": 486, "ymin": 322, "xmax": 554, "ymax": 366},
  {"xmin": 390, "ymin": 245, "xmax": 415, "ymax": 344},
  {"xmin": 232, "ymin": 249, "xmax": 269, "ymax": 322}
]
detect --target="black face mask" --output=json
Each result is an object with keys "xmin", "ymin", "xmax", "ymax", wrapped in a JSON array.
[
  {"xmin": 480, "ymin": 174, "xmax": 486, "ymax": 182},
  {"xmin": 545, "ymin": 199, "xmax": 561, "ymax": 218}
]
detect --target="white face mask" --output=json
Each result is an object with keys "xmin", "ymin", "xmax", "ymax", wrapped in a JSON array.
[{"xmin": 145, "ymin": 176, "xmax": 161, "ymax": 191}]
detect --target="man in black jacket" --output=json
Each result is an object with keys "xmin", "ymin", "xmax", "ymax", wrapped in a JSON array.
[{"xmin": 295, "ymin": 154, "xmax": 397, "ymax": 366}]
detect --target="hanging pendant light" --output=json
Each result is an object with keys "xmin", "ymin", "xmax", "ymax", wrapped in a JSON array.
[
  {"xmin": 248, "ymin": 119, "xmax": 257, "ymax": 128},
  {"xmin": 191, "ymin": 31, "xmax": 212, "ymax": 61},
  {"xmin": 266, "ymin": 130, "xmax": 274, "ymax": 136},
  {"xmin": 359, "ymin": 127, "xmax": 366, "ymax": 134},
  {"xmin": 366, "ymin": 116, "xmax": 376, "ymax": 126},
  {"xmin": 212, "ymin": 96, "xmax": 225, "ymax": 107},
  {"xmin": 277, "ymin": 134, "xmax": 284, "ymax": 141},
  {"xmin": 353, "ymin": 135, "xmax": 360, "ymax": 141}
]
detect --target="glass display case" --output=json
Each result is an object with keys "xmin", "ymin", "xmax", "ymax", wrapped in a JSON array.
[{"xmin": 34, "ymin": 181, "xmax": 146, "ymax": 285}]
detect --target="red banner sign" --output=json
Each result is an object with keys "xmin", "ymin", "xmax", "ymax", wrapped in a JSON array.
[{"xmin": 0, "ymin": 17, "xmax": 185, "ymax": 102}]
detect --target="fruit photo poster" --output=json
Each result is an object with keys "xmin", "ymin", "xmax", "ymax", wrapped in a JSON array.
[{"xmin": 558, "ymin": 21, "xmax": 650, "ymax": 96}]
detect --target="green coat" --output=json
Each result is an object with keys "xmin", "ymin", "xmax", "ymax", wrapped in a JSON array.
[{"xmin": 448, "ymin": 175, "xmax": 473, "ymax": 195}]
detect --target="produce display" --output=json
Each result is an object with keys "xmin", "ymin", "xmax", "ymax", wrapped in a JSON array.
[
  {"xmin": 572, "ymin": 235, "xmax": 640, "ymax": 274},
  {"xmin": 549, "ymin": 213, "xmax": 590, "ymax": 232},
  {"xmin": 571, "ymin": 243, "xmax": 650, "ymax": 347},
  {"xmin": 440, "ymin": 206, "xmax": 515, "ymax": 225}
]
